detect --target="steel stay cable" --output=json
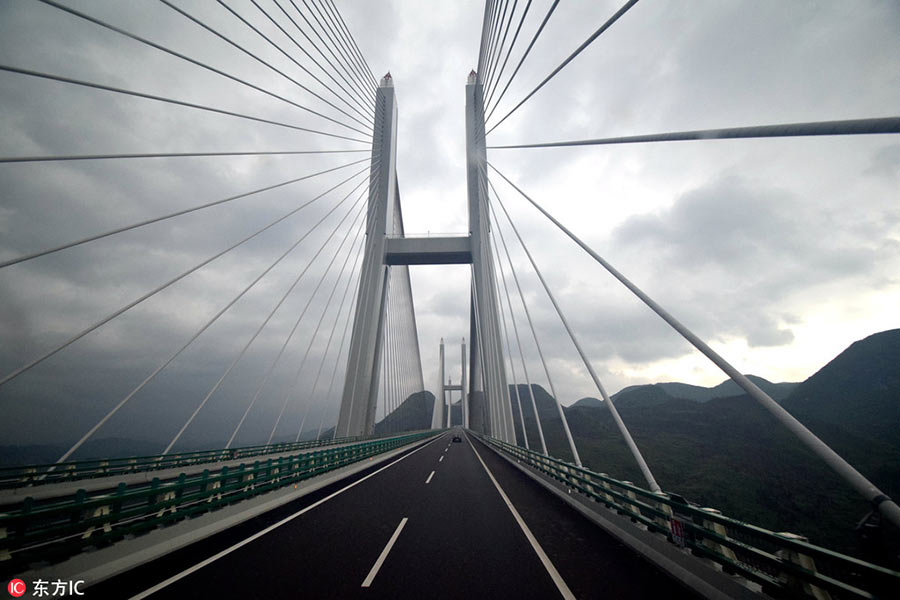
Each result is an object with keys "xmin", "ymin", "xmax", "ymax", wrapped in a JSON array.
[
  {"xmin": 483, "ymin": 0, "xmax": 532, "ymax": 109},
  {"xmin": 486, "ymin": 222, "xmax": 516, "ymax": 441},
  {"xmin": 37, "ymin": 0, "xmax": 369, "ymax": 137},
  {"xmin": 494, "ymin": 255, "xmax": 531, "ymax": 449},
  {"xmin": 318, "ymin": 233, "xmax": 365, "ymax": 441},
  {"xmin": 328, "ymin": 266, "xmax": 361, "ymax": 441},
  {"xmin": 393, "ymin": 272, "xmax": 403, "ymax": 430},
  {"xmin": 259, "ymin": 193, "xmax": 368, "ymax": 445},
  {"xmin": 391, "ymin": 272, "xmax": 401, "ymax": 431},
  {"xmin": 224, "ymin": 199, "xmax": 367, "ymax": 448},
  {"xmin": 295, "ymin": 384, "xmax": 317, "ymax": 441},
  {"xmin": 470, "ymin": 223, "xmax": 505, "ymax": 439},
  {"xmin": 488, "ymin": 208, "xmax": 548, "ymax": 455},
  {"xmin": 277, "ymin": 166, "xmax": 382, "ymax": 442},
  {"xmin": 47, "ymin": 169, "xmax": 369, "ymax": 464},
  {"xmin": 401, "ymin": 278, "xmax": 410, "ymax": 432},
  {"xmin": 392, "ymin": 270, "xmax": 402, "ymax": 430},
  {"xmin": 264, "ymin": 219, "xmax": 362, "ymax": 445},
  {"xmin": 482, "ymin": 239, "xmax": 508, "ymax": 437},
  {"xmin": 0, "ymin": 165, "xmax": 370, "ymax": 391},
  {"xmin": 476, "ymin": 0, "xmax": 496, "ymax": 78},
  {"xmin": 480, "ymin": 0, "xmax": 504, "ymax": 90},
  {"xmin": 468, "ymin": 275, "xmax": 483, "ymax": 429},
  {"xmin": 404, "ymin": 268, "xmax": 421, "ymax": 428},
  {"xmin": 469, "ymin": 276, "xmax": 486, "ymax": 430},
  {"xmin": 159, "ymin": 0, "xmax": 372, "ymax": 132},
  {"xmin": 483, "ymin": 1, "xmax": 502, "ymax": 79},
  {"xmin": 386, "ymin": 271, "xmax": 395, "ymax": 431},
  {"xmin": 314, "ymin": 394, "xmax": 329, "ymax": 439},
  {"xmin": 484, "ymin": 0, "xmax": 559, "ymax": 123},
  {"xmin": 470, "ymin": 266, "xmax": 499, "ymax": 437},
  {"xmin": 215, "ymin": 0, "xmax": 374, "ymax": 127},
  {"xmin": 400, "ymin": 270, "xmax": 410, "ymax": 430},
  {"xmin": 381, "ymin": 324, "xmax": 389, "ymax": 432},
  {"xmin": 0, "ymin": 148, "xmax": 368, "ymax": 164},
  {"xmin": 397, "ymin": 270, "xmax": 409, "ymax": 430},
  {"xmin": 482, "ymin": 0, "xmax": 504, "ymax": 86},
  {"xmin": 0, "ymin": 65, "xmax": 369, "ymax": 144},
  {"xmin": 302, "ymin": 0, "xmax": 376, "ymax": 104},
  {"xmin": 334, "ymin": 169, "xmax": 384, "ymax": 439},
  {"xmin": 488, "ymin": 116, "xmax": 900, "ymax": 149},
  {"xmin": 244, "ymin": 206, "xmax": 365, "ymax": 447},
  {"xmin": 322, "ymin": 0, "xmax": 378, "ymax": 88},
  {"xmin": 488, "ymin": 183, "xmax": 582, "ymax": 465},
  {"xmin": 487, "ymin": 0, "xmax": 640, "ymax": 135},
  {"xmin": 407, "ymin": 266, "xmax": 426, "ymax": 401},
  {"xmin": 305, "ymin": 0, "xmax": 376, "ymax": 100},
  {"xmin": 0, "ymin": 158, "xmax": 368, "ymax": 270},
  {"xmin": 249, "ymin": 0, "xmax": 375, "ymax": 125},
  {"xmin": 386, "ymin": 271, "xmax": 396, "ymax": 431},
  {"xmin": 470, "ymin": 221, "xmax": 495, "ymax": 433},
  {"xmin": 380, "ymin": 310, "xmax": 389, "ymax": 432},
  {"xmin": 476, "ymin": 174, "xmax": 515, "ymax": 440},
  {"xmin": 476, "ymin": 0, "xmax": 495, "ymax": 78},
  {"xmin": 472, "ymin": 177, "xmax": 497, "ymax": 427},
  {"xmin": 485, "ymin": 166, "xmax": 666, "ymax": 489},
  {"xmin": 294, "ymin": 0, "xmax": 375, "ymax": 107},
  {"xmin": 288, "ymin": 213, "xmax": 366, "ymax": 443},
  {"xmin": 491, "ymin": 164, "xmax": 900, "ymax": 520},
  {"xmin": 483, "ymin": 0, "xmax": 516, "ymax": 99},
  {"xmin": 492, "ymin": 223, "xmax": 538, "ymax": 450},
  {"xmin": 403, "ymin": 272, "xmax": 414, "ymax": 431},
  {"xmin": 163, "ymin": 179, "xmax": 367, "ymax": 455},
  {"xmin": 268, "ymin": 0, "xmax": 374, "ymax": 115}
]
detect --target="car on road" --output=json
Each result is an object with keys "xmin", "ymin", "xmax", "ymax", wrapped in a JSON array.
[{"xmin": 452, "ymin": 435, "xmax": 462, "ymax": 443}]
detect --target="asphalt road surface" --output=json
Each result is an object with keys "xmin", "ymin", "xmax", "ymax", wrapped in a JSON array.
[{"xmin": 89, "ymin": 430, "xmax": 698, "ymax": 599}]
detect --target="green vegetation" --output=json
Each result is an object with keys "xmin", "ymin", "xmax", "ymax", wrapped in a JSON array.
[{"xmin": 513, "ymin": 329, "xmax": 900, "ymax": 558}]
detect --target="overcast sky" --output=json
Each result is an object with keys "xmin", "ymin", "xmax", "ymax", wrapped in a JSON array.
[{"xmin": 0, "ymin": 0, "xmax": 898, "ymax": 452}]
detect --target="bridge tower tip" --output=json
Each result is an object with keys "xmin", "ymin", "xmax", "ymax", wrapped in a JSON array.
[
  {"xmin": 381, "ymin": 72, "xmax": 393, "ymax": 87},
  {"xmin": 467, "ymin": 70, "xmax": 477, "ymax": 84}
]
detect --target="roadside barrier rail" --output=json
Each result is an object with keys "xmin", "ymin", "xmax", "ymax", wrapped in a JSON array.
[
  {"xmin": 0, "ymin": 431, "xmax": 438, "ymax": 572},
  {"xmin": 479, "ymin": 435, "xmax": 899, "ymax": 600},
  {"xmin": 0, "ymin": 435, "xmax": 370, "ymax": 489}
]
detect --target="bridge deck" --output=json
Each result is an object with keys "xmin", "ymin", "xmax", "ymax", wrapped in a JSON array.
[{"xmin": 87, "ymin": 431, "xmax": 703, "ymax": 599}]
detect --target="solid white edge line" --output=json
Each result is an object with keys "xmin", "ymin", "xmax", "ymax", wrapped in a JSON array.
[
  {"xmin": 129, "ymin": 434, "xmax": 444, "ymax": 600},
  {"xmin": 425, "ymin": 471, "xmax": 435, "ymax": 484},
  {"xmin": 361, "ymin": 517, "xmax": 408, "ymax": 587},
  {"xmin": 466, "ymin": 434, "xmax": 576, "ymax": 600}
]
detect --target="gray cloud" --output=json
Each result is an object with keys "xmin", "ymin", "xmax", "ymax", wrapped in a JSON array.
[{"xmin": 0, "ymin": 0, "xmax": 898, "ymax": 453}]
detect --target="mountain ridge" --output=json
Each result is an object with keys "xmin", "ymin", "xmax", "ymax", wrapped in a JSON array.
[{"xmin": 514, "ymin": 329, "xmax": 900, "ymax": 557}]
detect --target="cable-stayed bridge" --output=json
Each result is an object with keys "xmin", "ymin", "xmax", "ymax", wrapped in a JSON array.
[{"xmin": 1, "ymin": 1, "xmax": 899, "ymax": 598}]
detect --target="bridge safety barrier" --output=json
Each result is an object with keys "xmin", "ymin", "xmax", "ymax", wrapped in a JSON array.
[
  {"xmin": 479, "ymin": 435, "xmax": 899, "ymax": 600},
  {"xmin": 0, "ymin": 431, "xmax": 437, "ymax": 573},
  {"xmin": 0, "ymin": 435, "xmax": 371, "ymax": 490}
]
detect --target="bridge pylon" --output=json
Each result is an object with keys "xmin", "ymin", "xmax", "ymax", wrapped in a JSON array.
[
  {"xmin": 436, "ymin": 338, "xmax": 468, "ymax": 429},
  {"xmin": 466, "ymin": 72, "xmax": 515, "ymax": 443},
  {"xmin": 336, "ymin": 72, "xmax": 516, "ymax": 443},
  {"xmin": 336, "ymin": 74, "xmax": 398, "ymax": 438}
]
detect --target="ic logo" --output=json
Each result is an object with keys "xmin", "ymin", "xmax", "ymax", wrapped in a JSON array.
[{"xmin": 7, "ymin": 579, "xmax": 26, "ymax": 598}]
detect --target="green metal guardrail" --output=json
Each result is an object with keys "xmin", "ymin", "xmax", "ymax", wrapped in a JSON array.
[
  {"xmin": 0, "ymin": 431, "xmax": 438, "ymax": 572},
  {"xmin": 479, "ymin": 435, "xmax": 900, "ymax": 600},
  {"xmin": 0, "ymin": 435, "xmax": 370, "ymax": 489}
]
